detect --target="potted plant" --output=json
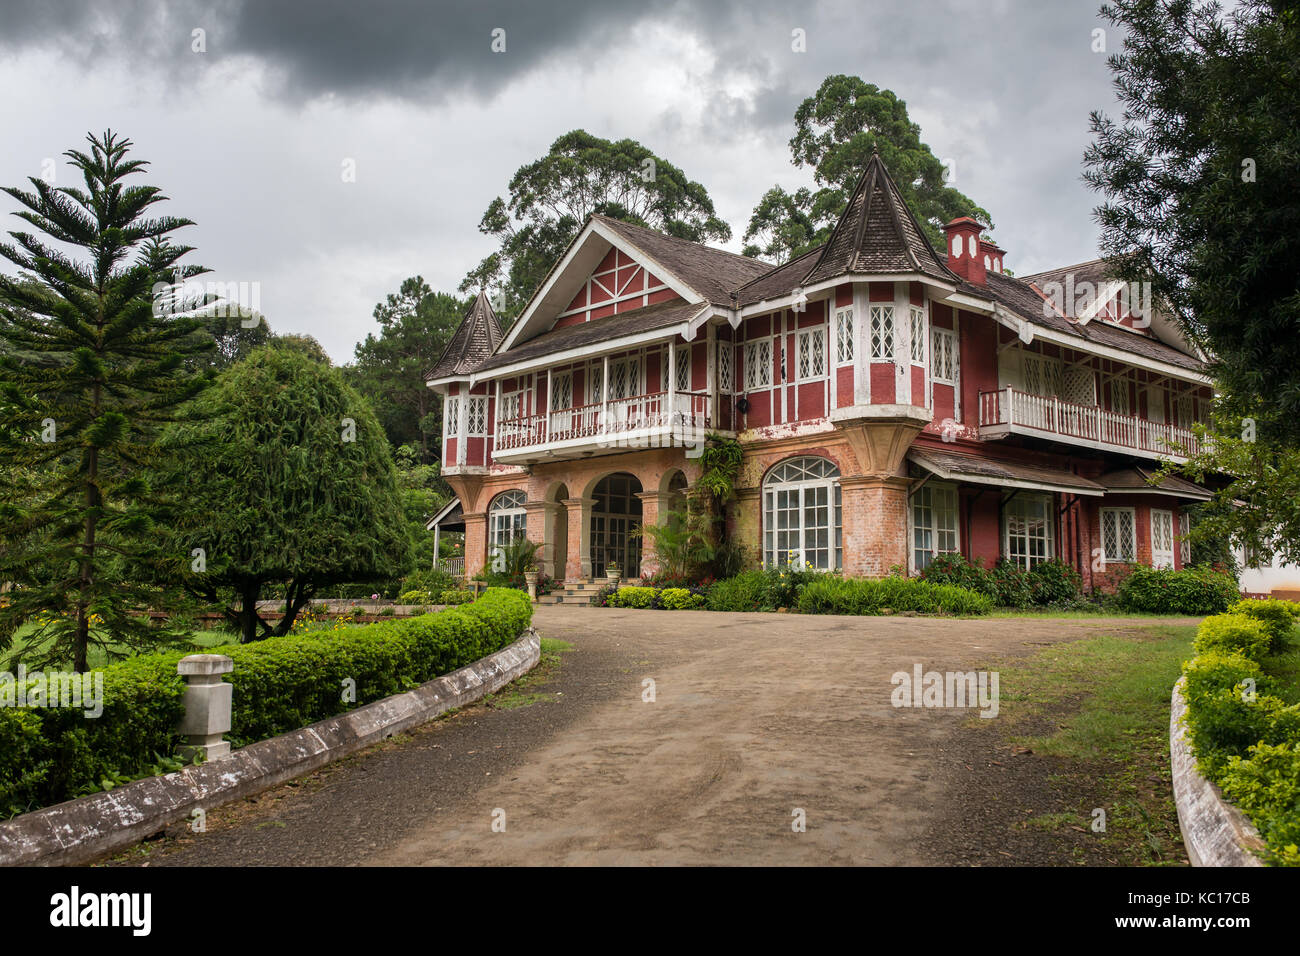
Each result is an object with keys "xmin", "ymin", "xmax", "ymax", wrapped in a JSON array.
[
  {"xmin": 605, "ymin": 562, "xmax": 621, "ymax": 585},
  {"xmin": 523, "ymin": 562, "xmax": 540, "ymax": 602}
]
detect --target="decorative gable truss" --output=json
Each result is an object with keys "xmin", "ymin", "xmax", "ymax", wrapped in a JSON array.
[{"xmin": 554, "ymin": 248, "xmax": 677, "ymax": 328}]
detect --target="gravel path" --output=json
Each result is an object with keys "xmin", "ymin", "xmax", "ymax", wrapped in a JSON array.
[{"xmin": 108, "ymin": 608, "xmax": 1190, "ymax": 866}]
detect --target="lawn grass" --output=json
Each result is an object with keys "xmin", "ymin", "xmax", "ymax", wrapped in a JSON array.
[
  {"xmin": 4, "ymin": 624, "xmax": 238, "ymax": 670},
  {"xmin": 989, "ymin": 623, "xmax": 1197, "ymax": 864},
  {"xmin": 484, "ymin": 637, "xmax": 572, "ymax": 711},
  {"xmin": 989, "ymin": 608, "xmax": 1200, "ymax": 620}
]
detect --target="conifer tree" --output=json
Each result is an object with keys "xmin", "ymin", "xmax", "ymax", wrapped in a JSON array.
[{"xmin": 0, "ymin": 130, "xmax": 212, "ymax": 671}]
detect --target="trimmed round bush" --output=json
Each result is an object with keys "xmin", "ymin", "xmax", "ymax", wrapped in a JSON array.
[
  {"xmin": 1220, "ymin": 742, "xmax": 1300, "ymax": 866},
  {"xmin": 609, "ymin": 586, "xmax": 656, "ymax": 609},
  {"xmin": 659, "ymin": 588, "xmax": 706, "ymax": 610},
  {"xmin": 438, "ymin": 589, "xmax": 474, "ymax": 606},
  {"xmin": 1194, "ymin": 613, "xmax": 1272, "ymax": 662},
  {"xmin": 1118, "ymin": 564, "xmax": 1238, "ymax": 615},
  {"xmin": 1229, "ymin": 598, "xmax": 1299, "ymax": 654}
]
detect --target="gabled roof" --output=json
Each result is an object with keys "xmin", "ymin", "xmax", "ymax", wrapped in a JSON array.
[
  {"xmin": 802, "ymin": 149, "xmax": 958, "ymax": 286},
  {"xmin": 590, "ymin": 215, "xmax": 770, "ymax": 306},
  {"xmin": 426, "ymin": 291, "xmax": 503, "ymax": 381},
  {"xmin": 1097, "ymin": 467, "xmax": 1211, "ymax": 500},
  {"xmin": 736, "ymin": 244, "xmax": 826, "ymax": 307}
]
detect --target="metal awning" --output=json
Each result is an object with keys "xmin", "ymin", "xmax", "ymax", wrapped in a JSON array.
[
  {"xmin": 1096, "ymin": 467, "xmax": 1212, "ymax": 501},
  {"xmin": 425, "ymin": 497, "xmax": 464, "ymax": 532},
  {"xmin": 908, "ymin": 448, "xmax": 1107, "ymax": 497}
]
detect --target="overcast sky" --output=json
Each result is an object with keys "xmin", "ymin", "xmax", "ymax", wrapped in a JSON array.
[{"xmin": 0, "ymin": 0, "xmax": 1122, "ymax": 362}]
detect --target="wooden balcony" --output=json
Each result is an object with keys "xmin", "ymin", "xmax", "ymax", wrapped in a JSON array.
[
  {"xmin": 493, "ymin": 390, "xmax": 715, "ymax": 463},
  {"xmin": 978, "ymin": 386, "xmax": 1202, "ymax": 461}
]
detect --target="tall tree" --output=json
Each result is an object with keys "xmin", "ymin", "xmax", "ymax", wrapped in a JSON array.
[
  {"xmin": 164, "ymin": 346, "xmax": 410, "ymax": 642},
  {"xmin": 463, "ymin": 130, "xmax": 732, "ymax": 316},
  {"xmin": 1084, "ymin": 0, "xmax": 1300, "ymax": 443},
  {"xmin": 348, "ymin": 277, "xmax": 466, "ymax": 463},
  {"xmin": 745, "ymin": 76, "xmax": 994, "ymax": 261},
  {"xmin": 0, "ymin": 131, "xmax": 212, "ymax": 671}
]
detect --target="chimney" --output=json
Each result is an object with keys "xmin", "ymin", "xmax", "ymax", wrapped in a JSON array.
[
  {"xmin": 979, "ymin": 238, "xmax": 1006, "ymax": 276},
  {"xmin": 943, "ymin": 217, "xmax": 987, "ymax": 285}
]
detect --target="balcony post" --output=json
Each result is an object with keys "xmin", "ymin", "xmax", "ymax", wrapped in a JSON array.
[
  {"xmin": 667, "ymin": 338, "xmax": 676, "ymax": 429},
  {"xmin": 1051, "ymin": 395, "xmax": 1059, "ymax": 434},
  {"xmin": 494, "ymin": 378, "xmax": 502, "ymax": 443},
  {"xmin": 601, "ymin": 355, "xmax": 610, "ymax": 437},
  {"xmin": 545, "ymin": 367, "xmax": 552, "ymax": 444}
]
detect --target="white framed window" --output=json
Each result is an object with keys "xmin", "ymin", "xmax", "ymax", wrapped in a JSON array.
[
  {"xmin": 796, "ymin": 328, "xmax": 826, "ymax": 382},
  {"xmin": 763, "ymin": 456, "xmax": 842, "ymax": 571},
  {"xmin": 913, "ymin": 483, "xmax": 959, "ymax": 571},
  {"xmin": 1179, "ymin": 511, "xmax": 1191, "ymax": 565},
  {"xmin": 444, "ymin": 396, "xmax": 461, "ymax": 436},
  {"xmin": 550, "ymin": 372, "xmax": 572, "ymax": 412},
  {"xmin": 1174, "ymin": 392, "xmax": 1195, "ymax": 429},
  {"xmin": 675, "ymin": 346, "xmax": 691, "ymax": 391},
  {"xmin": 499, "ymin": 390, "xmax": 523, "ymax": 423},
  {"xmin": 931, "ymin": 328, "xmax": 957, "ymax": 385},
  {"xmin": 467, "ymin": 396, "xmax": 487, "ymax": 436},
  {"xmin": 744, "ymin": 339, "xmax": 772, "ymax": 389},
  {"xmin": 909, "ymin": 307, "xmax": 926, "ymax": 364},
  {"xmin": 870, "ymin": 305, "xmax": 894, "ymax": 360},
  {"xmin": 1004, "ymin": 494, "xmax": 1055, "ymax": 569},
  {"xmin": 609, "ymin": 357, "xmax": 639, "ymax": 400},
  {"xmin": 1109, "ymin": 376, "xmax": 1131, "ymax": 415},
  {"xmin": 488, "ymin": 489, "xmax": 528, "ymax": 559},
  {"xmin": 1100, "ymin": 507, "xmax": 1137, "ymax": 563},
  {"xmin": 1024, "ymin": 352, "xmax": 1062, "ymax": 397},
  {"xmin": 718, "ymin": 342, "xmax": 733, "ymax": 391},
  {"xmin": 1151, "ymin": 508, "xmax": 1175, "ymax": 569},
  {"xmin": 835, "ymin": 308, "xmax": 854, "ymax": 365}
]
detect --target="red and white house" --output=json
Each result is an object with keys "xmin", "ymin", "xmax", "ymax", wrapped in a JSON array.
[{"xmin": 426, "ymin": 150, "xmax": 1215, "ymax": 589}]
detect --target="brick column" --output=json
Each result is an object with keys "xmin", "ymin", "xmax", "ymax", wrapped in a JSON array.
[
  {"xmin": 524, "ymin": 500, "xmax": 558, "ymax": 576},
  {"xmin": 734, "ymin": 487, "xmax": 762, "ymax": 567},
  {"xmin": 563, "ymin": 496, "xmax": 595, "ymax": 581},
  {"xmin": 635, "ymin": 490, "xmax": 664, "ymax": 578},
  {"xmin": 839, "ymin": 475, "xmax": 910, "ymax": 577},
  {"xmin": 463, "ymin": 513, "xmax": 487, "ymax": 580}
]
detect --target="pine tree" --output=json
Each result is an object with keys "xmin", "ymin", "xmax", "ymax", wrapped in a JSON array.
[{"xmin": 0, "ymin": 130, "xmax": 213, "ymax": 671}]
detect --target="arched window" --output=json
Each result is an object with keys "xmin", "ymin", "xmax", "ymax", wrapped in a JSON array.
[
  {"xmin": 763, "ymin": 457, "xmax": 841, "ymax": 570},
  {"xmin": 488, "ymin": 490, "xmax": 528, "ymax": 556}
]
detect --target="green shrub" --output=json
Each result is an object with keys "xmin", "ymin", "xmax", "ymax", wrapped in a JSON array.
[
  {"xmin": 918, "ymin": 553, "xmax": 995, "ymax": 597},
  {"xmin": 0, "ymin": 588, "xmax": 531, "ymax": 816},
  {"xmin": 1229, "ymin": 598, "xmax": 1299, "ymax": 654},
  {"xmin": 1219, "ymin": 742, "xmax": 1300, "ymax": 866},
  {"xmin": 400, "ymin": 567, "xmax": 460, "ymax": 600},
  {"xmin": 438, "ymin": 589, "xmax": 474, "ymax": 606},
  {"xmin": 1181, "ymin": 650, "xmax": 1284, "ymax": 777},
  {"xmin": 1026, "ymin": 559, "xmax": 1083, "ymax": 605},
  {"xmin": 706, "ymin": 570, "xmax": 774, "ymax": 612},
  {"xmin": 1118, "ymin": 564, "xmax": 1238, "ymax": 615},
  {"xmin": 609, "ymin": 586, "xmax": 656, "ymax": 609},
  {"xmin": 659, "ymin": 588, "xmax": 706, "ymax": 610},
  {"xmin": 921, "ymin": 554, "xmax": 1080, "ymax": 608},
  {"xmin": 796, "ymin": 576, "xmax": 993, "ymax": 616},
  {"xmin": 1194, "ymin": 613, "xmax": 1272, "ymax": 662}
]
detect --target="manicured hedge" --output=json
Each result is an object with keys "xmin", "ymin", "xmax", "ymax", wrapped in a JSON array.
[
  {"xmin": 1118, "ymin": 564, "xmax": 1238, "ymax": 615},
  {"xmin": 0, "ymin": 588, "xmax": 531, "ymax": 818},
  {"xmin": 1181, "ymin": 603, "xmax": 1300, "ymax": 865},
  {"xmin": 438, "ymin": 589, "xmax": 475, "ymax": 606},
  {"xmin": 918, "ymin": 554, "xmax": 1081, "ymax": 608},
  {"xmin": 1228, "ymin": 598, "xmax": 1299, "ymax": 654},
  {"xmin": 796, "ymin": 576, "xmax": 993, "ymax": 616}
]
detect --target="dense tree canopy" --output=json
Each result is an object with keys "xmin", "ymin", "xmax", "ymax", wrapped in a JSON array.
[
  {"xmin": 0, "ymin": 131, "xmax": 212, "ymax": 671},
  {"xmin": 347, "ymin": 276, "xmax": 466, "ymax": 465},
  {"xmin": 744, "ymin": 75, "xmax": 995, "ymax": 261},
  {"xmin": 164, "ymin": 346, "xmax": 410, "ymax": 642},
  {"xmin": 462, "ymin": 130, "xmax": 732, "ymax": 317}
]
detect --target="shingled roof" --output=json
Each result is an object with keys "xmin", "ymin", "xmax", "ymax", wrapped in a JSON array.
[
  {"xmin": 802, "ymin": 150, "xmax": 958, "ymax": 286},
  {"xmin": 426, "ymin": 291, "xmax": 504, "ymax": 380}
]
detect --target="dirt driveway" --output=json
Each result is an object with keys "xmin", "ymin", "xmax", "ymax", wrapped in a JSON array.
[{"xmin": 113, "ymin": 607, "xmax": 1181, "ymax": 867}]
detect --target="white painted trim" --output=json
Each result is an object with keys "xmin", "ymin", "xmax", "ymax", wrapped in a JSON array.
[{"xmin": 907, "ymin": 451, "xmax": 1105, "ymax": 497}]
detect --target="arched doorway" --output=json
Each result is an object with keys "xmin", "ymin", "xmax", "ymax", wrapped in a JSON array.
[
  {"xmin": 546, "ymin": 482, "xmax": 569, "ymax": 580},
  {"xmin": 591, "ymin": 473, "xmax": 643, "ymax": 577}
]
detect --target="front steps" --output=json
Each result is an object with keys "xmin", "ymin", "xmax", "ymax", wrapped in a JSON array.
[{"xmin": 536, "ymin": 578, "xmax": 616, "ymax": 606}]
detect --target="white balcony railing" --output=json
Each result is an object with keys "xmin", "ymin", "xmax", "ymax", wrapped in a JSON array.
[
  {"xmin": 495, "ymin": 390, "xmax": 711, "ymax": 453},
  {"xmin": 978, "ymin": 386, "xmax": 1202, "ymax": 459}
]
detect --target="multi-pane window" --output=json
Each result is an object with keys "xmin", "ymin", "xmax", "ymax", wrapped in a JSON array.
[
  {"xmin": 1005, "ymin": 494, "xmax": 1054, "ymax": 569},
  {"xmin": 588, "ymin": 364, "xmax": 602, "ymax": 404},
  {"xmin": 796, "ymin": 328, "xmax": 825, "ymax": 382},
  {"xmin": 1174, "ymin": 392, "xmax": 1195, "ymax": 429},
  {"xmin": 610, "ymin": 357, "xmax": 638, "ymax": 400},
  {"xmin": 467, "ymin": 396, "xmax": 487, "ymax": 435},
  {"xmin": 870, "ymin": 305, "xmax": 894, "ymax": 360},
  {"xmin": 444, "ymin": 396, "xmax": 461, "ymax": 437},
  {"xmin": 1024, "ymin": 353, "xmax": 1062, "ymax": 397},
  {"xmin": 718, "ymin": 342, "xmax": 733, "ymax": 391},
  {"xmin": 913, "ymin": 484, "xmax": 959, "ymax": 571},
  {"xmin": 744, "ymin": 340, "xmax": 772, "ymax": 389},
  {"xmin": 1151, "ymin": 509, "xmax": 1175, "ymax": 569},
  {"xmin": 835, "ymin": 308, "xmax": 854, "ymax": 364},
  {"xmin": 550, "ymin": 372, "xmax": 572, "ymax": 411},
  {"xmin": 499, "ymin": 391, "xmax": 522, "ymax": 423},
  {"xmin": 763, "ymin": 456, "xmax": 842, "ymax": 571},
  {"xmin": 1100, "ymin": 507, "xmax": 1137, "ymax": 563},
  {"xmin": 931, "ymin": 328, "xmax": 957, "ymax": 384},
  {"xmin": 675, "ymin": 346, "xmax": 691, "ymax": 391},
  {"xmin": 488, "ymin": 489, "xmax": 528, "ymax": 561},
  {"xmin": 909, "ymin": 307, "xmax": 926, "ymax": 363},
  {"xmin": 1179, "ymin": 511, "xmax": 1191, "ymax": 566},
  {"xmin": 1110, "ymin": 377, "xmax": 1131, "ymax": 415}
]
